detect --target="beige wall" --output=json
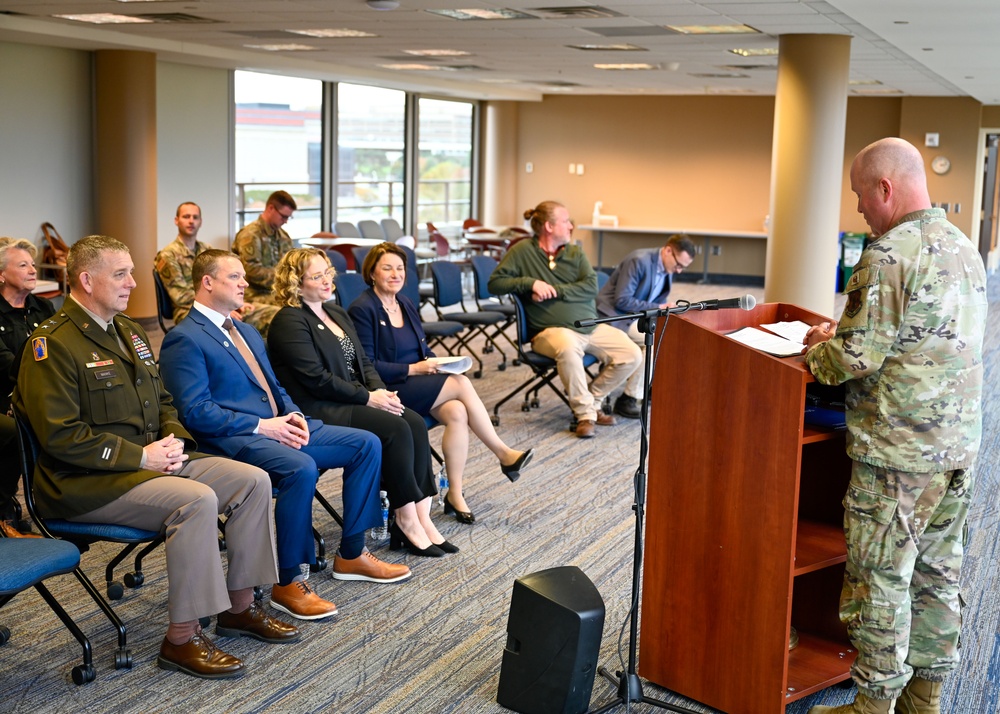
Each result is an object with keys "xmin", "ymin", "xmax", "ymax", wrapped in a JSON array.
[{"xmin": 502, "ymin": 94, "xmax": 986, "ymax": 273}]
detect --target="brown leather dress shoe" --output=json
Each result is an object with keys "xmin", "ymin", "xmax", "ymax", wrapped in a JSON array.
[
  {"xmin": 216, "ymin": 600, "xmax": 301, "ymax": 643},
  {"xmin": 270, "ymin": 580, "xmax": 338, "ymax": 620},
  {"xmin": 333, "ymin": 551, "xmax": 412, "ymax": 583},
  {"xmin": 157, "ymin": 631, "xmax": 244, "ymax": 679},
  {"xmin": 575, "ymin": 419, "xmax": 596, "ymax": 438},
  {"xmin": 595, "ymin": 412, "xmax": 617, "ymax": 426},
  {"xmin": 0, "ymin": 520, "xmax": 42, "ymax": 538}
]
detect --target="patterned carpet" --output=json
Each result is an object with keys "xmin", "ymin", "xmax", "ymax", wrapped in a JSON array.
[{"xmin": 0, "ymin": 278, "xmax": 996, "ymax": 714}]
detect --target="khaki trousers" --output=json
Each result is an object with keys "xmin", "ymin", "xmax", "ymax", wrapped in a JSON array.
[
  {"xmin": 532, "ymin": 324, "xmax": 642, "ymax": 422},
  {"xmin": 70, "ymin": 457, "xmax": 278, "ymax": 623}
]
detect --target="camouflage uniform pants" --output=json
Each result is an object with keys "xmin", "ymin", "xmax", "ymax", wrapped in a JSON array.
[{"xmin": 841, "ymin": 461, "xmax": 973, "ymax": 700}]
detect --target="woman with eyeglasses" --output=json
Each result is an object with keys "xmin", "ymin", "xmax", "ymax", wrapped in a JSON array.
[
  {"xmin": 267, "ymin": 248, "xmax": 455, "ymax": 558},
  {"xmin": 348, "ymin": 242, "xmax": 533, "ymax": 526}
]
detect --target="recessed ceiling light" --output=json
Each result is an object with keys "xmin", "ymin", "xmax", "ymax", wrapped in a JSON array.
[
  {"xmin": 289, "ymin": 28, "xmax": 378, "ymax": 38},
  {"xmin": 594, "ymin": 63, "xmax": 659, "ymax": 70},
  {"xmin": 667, "ymin": 24, "xmax": 759, "ymax": 35},
  {"xmin": 567, "ymin": 43, "xmax": 646, "ymax": 51},
  {"xmin": 427, "ymin": 8, "xmax": 535, "ymax": 20},
  {"xmin": 852, "ymin": 88, "xmax": 903, "ymax": 95},
  {"xmin": 54, "ymin": 13, "xmax": 153, "ymax": 24},
  {"xmin": 379, "ymin": 63, "xmax": 453, "ymax": 71},
  {"xmin": 849, "ymin": 79, "xmax": 882, "ymax": 86},
  {"xmin": 404, "ymin": 49, "xmax": 472, "ymax": 57},
  {"xmin": 244, "ymin": 44, "xmax": 317, "ymax": 51},
  {"xmin": 729, "ymin": 47, "xmax": 779, "ymax": 57}
]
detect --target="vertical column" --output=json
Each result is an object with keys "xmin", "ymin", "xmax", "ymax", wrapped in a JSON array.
[
  {"xmin": 481, "ymin": 101, "xmax": 520, "ymax": 227},
  {"xmin": 94, "ymin": 50, "xmax": 157, "ymax": 317},
  {"xmin": 764, "ymin": 34, "xmax": 851, "ymax": 317}
]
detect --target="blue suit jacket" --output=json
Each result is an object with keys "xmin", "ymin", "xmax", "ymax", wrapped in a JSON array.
[
  {"xmin": 347, "ymin": 288, "xmax": 434, "ymax": 385},
  {"xmin": 159, "ymin": 306, "xmax": 323, "ymax": 457},
  {"xmin": 596, "ymin": 247, "xmax": 672, "ymax": 329}
]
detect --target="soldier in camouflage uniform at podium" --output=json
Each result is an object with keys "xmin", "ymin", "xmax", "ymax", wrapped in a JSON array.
[{"xmin": 805, "ymin": 138, "xmax": 987, "ymax": 714}]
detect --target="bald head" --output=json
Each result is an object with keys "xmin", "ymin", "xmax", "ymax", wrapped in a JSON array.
[{"xmin": 849, "ymin": 137, "xmax": 931, "ymax": 237}]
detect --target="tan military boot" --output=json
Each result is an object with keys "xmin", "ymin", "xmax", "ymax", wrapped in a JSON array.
[
  {"xmin": 809, "ymin": 692, "xmax": 895, "ymax": 714},
  {"xmin": 894, "ymin": 678, "xmax": 941, "ymax": 714}
]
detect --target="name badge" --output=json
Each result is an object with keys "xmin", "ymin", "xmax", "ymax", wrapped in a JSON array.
[{"xmin": 95, "ymin": 369, "xmax": 118, "ymax": 380}]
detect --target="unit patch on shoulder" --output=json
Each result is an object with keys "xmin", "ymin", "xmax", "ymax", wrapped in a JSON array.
[{"xmin": 32, "ymin": 337, "xmax": 48, "ymax": 361}]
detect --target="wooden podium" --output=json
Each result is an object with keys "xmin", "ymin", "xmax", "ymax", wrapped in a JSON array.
[{"xmin": 638, "ymin": 303, "xmax": 856, "ymax": 714}]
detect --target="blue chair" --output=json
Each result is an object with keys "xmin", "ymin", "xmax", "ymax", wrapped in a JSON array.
[
  {"xmin": 334, "ymin": 271, "xmax": 369, "ymax": 310},
  {"xmin": 470, "ymin": 255, "xmax": 519, "ymax": 361},
  {"xmin": 326, "ymin": 248, "xmax": 348, "ymax": 275},
  {"xmin": 429, "ymin": 260, "xmax": 509, "ymax": 378},
  {"xmin": 352, "ymin": 245, "xmax": 372, "ymax": 271},
  {"xmin": 490, "ymin": 294, "xmax": 599, "ymax": 428},
  {"xmin": 14, "ymin": 410, "xmax": 145, "ymax": 671},
  {"xmin": 397, "ymin": 245, "xmax": 466, "ymax": 354},
  {"xmin": 0, "ymin": 536, "xmax": 95, "ymax": 684}
]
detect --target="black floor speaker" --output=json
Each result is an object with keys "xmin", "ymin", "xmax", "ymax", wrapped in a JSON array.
[{"xmin": 497, "ymin": 565, "xmax": 605, "ymax": 714}]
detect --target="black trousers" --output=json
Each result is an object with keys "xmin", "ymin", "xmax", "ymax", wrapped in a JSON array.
[
  {"xmin": 0, "ymin": 414, "xmax": 20, "ymax": 519},
  {"xmin": 331, "ymin": 404, "xmax": 436, "ymax": 510}
]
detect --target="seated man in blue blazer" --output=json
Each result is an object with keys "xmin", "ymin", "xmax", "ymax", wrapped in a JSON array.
[
  {"xmin": 595, "ymin": 233, "xmax": 696, "ymax": 417},
  {"xmin": 160, "ymin": 250, "xmax": 411, "ymax": 622}
]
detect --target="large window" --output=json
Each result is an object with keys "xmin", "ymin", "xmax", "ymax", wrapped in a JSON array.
[
  {"xmin": 417, "ymin": 98, "xmax": 474, "ymax": 235},
  {"xmin": 336, "ymin": 83, "xmax": 406, "ymax": 227},
  {"xmin": 234, "ymin": 71, "xmax": 322, "ymax": 238}
]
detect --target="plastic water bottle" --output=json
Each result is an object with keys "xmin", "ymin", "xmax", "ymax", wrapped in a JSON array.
[
  {"xmin": 370, "ymin": 490, "xmax": 389, "ymax": 542},
  {"xmin": 437, "ymin": 469, "xmax": 448, "ymax": 506}
]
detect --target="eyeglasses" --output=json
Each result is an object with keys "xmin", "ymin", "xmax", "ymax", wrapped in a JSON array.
[
  {"xmin": 304, "ymin": 268, "xmax": 334, "ymax": 283},
  {"xmin": 669, "ymin": 248, "xmax": 693, "ymax": 273},
  {"xmin": 276, "ymin": 209, "xmax": 294, "ymax": 222}
]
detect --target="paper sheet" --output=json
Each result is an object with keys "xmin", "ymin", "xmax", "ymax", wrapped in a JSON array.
[{"xmin": 726, "ymin": 327, "xmax": 806, "ymax": 357}]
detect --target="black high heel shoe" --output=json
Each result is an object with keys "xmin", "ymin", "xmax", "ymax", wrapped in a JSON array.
[
  {"xmin": 432, "ymin": 539, "xmax": 460, "ymax": 554},
  {"xmin": 443, "ymin": 492, "xmax": 475, "ymax": 524},
  {"xmin": 389, "ymin": 522, "xmax": 445, "ymax": 557},
  {"xmin": 500, "ymin": 448, "xmax": 534, "ymax": 483}
]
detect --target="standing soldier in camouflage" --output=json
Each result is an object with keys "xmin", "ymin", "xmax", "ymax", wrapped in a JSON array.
[
  {"xmin": 232, "ymin": 190, "xmax": 296, "ymax": 304},
  {"xmin": 156, "ymin": 201, "xmax": 278, "ymax": 335},
  {"xmin": 804, "ymin": 138, "xmax": 987, "ymax": 714}
]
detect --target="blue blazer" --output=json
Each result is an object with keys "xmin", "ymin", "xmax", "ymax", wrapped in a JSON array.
[
  {"xmin": 596, "ymin": 247, "xmax": 672, "ymax": 327},
  {"xmin": 159, "ymin": 306, "xmax": 322, "ymax": 457},
  {"xmin": 347, "ymin": 288, "xmax": 434, "ymax": 385}
]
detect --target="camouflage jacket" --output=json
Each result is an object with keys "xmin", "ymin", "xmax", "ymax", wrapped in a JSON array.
[
  {"xmin": 154, "ymin": 236, "xmax": 209, "ymax": 322},
  {"xmin": 232, "ymin": 216, "xmax": 292, "ymax": 302},
  {"xmin": 805, "ymin": 208, "xmax": 987, "ymax": 472}
]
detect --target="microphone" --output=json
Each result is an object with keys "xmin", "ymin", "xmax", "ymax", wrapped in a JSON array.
[{"xmin": 688, "ymin": 294, "xmax": 756, "ymax": 311}]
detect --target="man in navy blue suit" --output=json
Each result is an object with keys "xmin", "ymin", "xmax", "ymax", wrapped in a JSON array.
[
  {"xmin": 595, "ymin": 233, "xmax": 696, "ymax": 417},
  {"xmin": 160, "ymin": 250, "xmax": 410, "ymax": 622}
]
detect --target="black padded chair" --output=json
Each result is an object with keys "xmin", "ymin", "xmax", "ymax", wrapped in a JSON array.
[
  {"xmin": 14, "ymin": 409, "xmax": 148, "ymax": 671},
  {"xmin": 429, "ymin": 260, "xmax": 508, "ymax": 378},
  {"xmin": 0, "ymin": 535, "xmax": 96, "ymax": 684},
  {"xmin": 152, "ymin": 267, "xmax": 175, "ymax": 334},
  {"xmin": 491, "ymin": 294, "xmax": 599, "ymax": 427}
]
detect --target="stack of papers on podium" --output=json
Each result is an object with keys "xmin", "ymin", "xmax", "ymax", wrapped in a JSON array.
[
  {"xmin": 428, "ymin": 356, "xmax": 473, "ymax": 374},
  {"xmin": 726, "ymin": 325, "xmax": 806, "ymax": 357}
]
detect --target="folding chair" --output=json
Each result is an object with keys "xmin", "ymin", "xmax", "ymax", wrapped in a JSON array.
[
  {"xmin": 0, "ymin": 535, "xmax": 96, "ymax": 684},
  {"xmin": 490, "ymin": 294, "xmax": 599, "ymax": 429},
  {"xmin": 429, "ymin": 260, "xmax": 509, "ymax": 378}
]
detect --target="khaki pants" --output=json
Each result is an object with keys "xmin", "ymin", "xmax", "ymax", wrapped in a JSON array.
[
  {"xmin": 70, "ymin": 457, "xmax": 278, "ymax": 623},
  {"xmin": 532, "ymin": 324, "xmax": 642, "ymax": 422}
]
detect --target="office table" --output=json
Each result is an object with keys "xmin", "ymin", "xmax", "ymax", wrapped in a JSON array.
[
  {"xmin": 298, "ymin": 236, "xmax": 385, "ymax": 248},
  {"xmin": 579, "ymin": 225, "xmax": 767, "ymax": 282}
]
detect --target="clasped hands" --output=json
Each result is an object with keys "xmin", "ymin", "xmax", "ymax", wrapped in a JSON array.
[
  {"xmin": 531, "ymin": 280, "xmax": 558, "ymax": 302},
  {"xmin": 259, "ymin": 413, "xmax": 310, "ymax": 449},
  {"xmin": 143, "ymin": 433, "xmax": 189, "ymax": 474},
  {"xmin": 368, "ymin": 388, "xmax": 405, "ymax": 416}
]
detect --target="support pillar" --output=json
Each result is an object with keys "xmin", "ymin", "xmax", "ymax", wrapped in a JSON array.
[
  {"xmin": 764, "ymin": 34, "xmax": 851, "ymax": 317},
  {"xmin": 94, "ymin": 50, "xmax": 157, "ymax": 317}
]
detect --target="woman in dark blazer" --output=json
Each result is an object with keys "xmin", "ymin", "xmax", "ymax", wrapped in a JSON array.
[
  {"xmin": 268, "ymin": 248, "xmax": 455, "ymax": 558},
  {"xmin": 0, "ymin": 237, "xmax": 56, "ymax": 534},
  {"xmin": 348, "ymin": 242, "xmax": 532, "ymax": 525}
]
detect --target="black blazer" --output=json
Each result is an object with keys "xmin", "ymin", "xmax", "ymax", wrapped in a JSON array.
[
  {"xmin": 0, "ymin": 292, "xmax": 55, "ymax": 412},
  {"xmin": 267, "ymin": 301, "xmax": 386, "ymax": 423},
  {"xmin": 347, "ymin": 288, "xmax": 434, "ymax": 385}
]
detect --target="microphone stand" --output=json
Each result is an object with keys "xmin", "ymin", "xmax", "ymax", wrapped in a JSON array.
[{"xmin": 577, "ymin": 304, "xmax": 702, "ymax": 714}]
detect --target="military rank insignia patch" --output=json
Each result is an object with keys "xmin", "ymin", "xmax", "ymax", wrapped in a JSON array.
[{"xmin": 32, "ymin": 336, "xmax": 48, "ymax": 361}]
